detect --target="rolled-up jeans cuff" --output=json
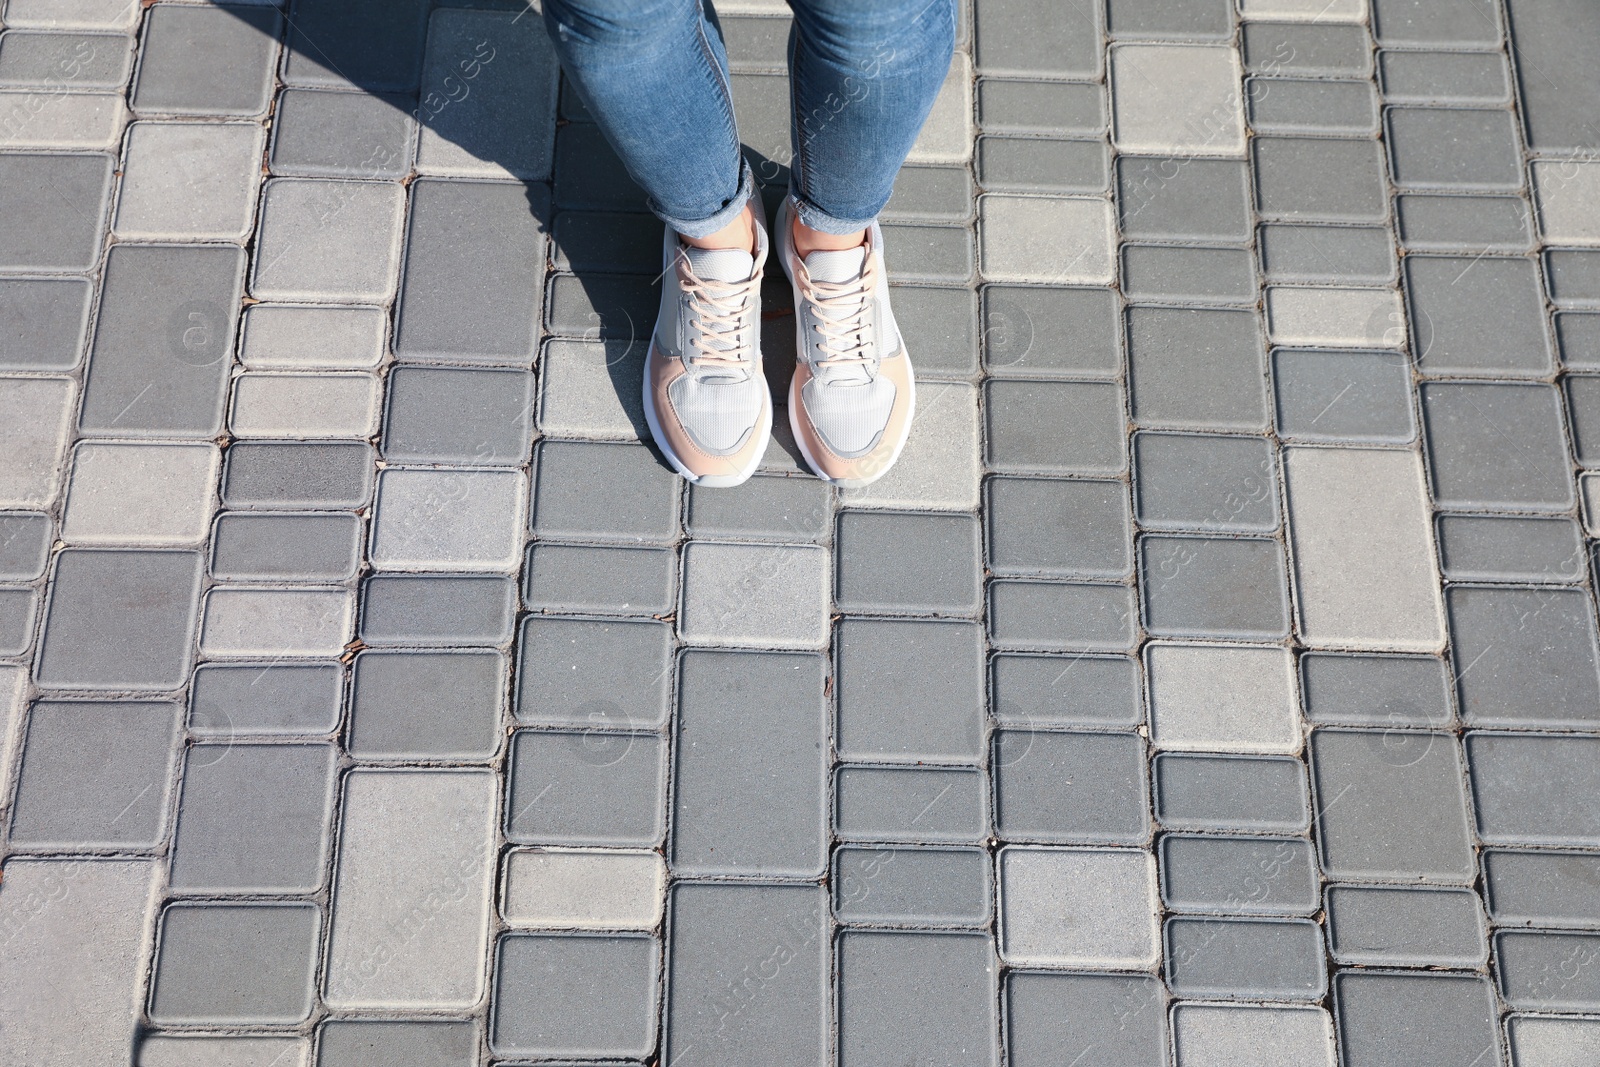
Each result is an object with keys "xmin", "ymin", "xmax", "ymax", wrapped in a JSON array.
[
  {"xmin": 659, "ymin": 160, "xmax": 757, "ymax": 240},
  {"xmin": 789, "ymin": 190, "xmax": 876, "ymax": 236}
]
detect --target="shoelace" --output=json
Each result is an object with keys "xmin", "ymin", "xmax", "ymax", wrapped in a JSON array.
[
  {"xmin": 797, "ymin": 255, "xmax": 878, "ymax": 372},
  {"xmin": 676, "ymin": 252, "xmax": 760, "ymax": 371}
]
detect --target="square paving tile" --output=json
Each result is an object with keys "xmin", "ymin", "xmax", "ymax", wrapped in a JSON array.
[
  {"xmin": 835, "ymin": 512, "xmax": 981, "ymax": 615},
  {"xmin": 999, "ymin": 846, "xmax": 1159, "ymax": 967},
  {"xmin": 268, "ymin": 87, "xmax": 415, "ymax": 179},
  {"xmin": 1127, "ymin": 307, "xmax": 1268, "ymax": 431},
  {"xmin": 0, "ymin": 377, "xmax": 76, "ymax": 507},
  {"xmin": 281, "ymin": 0, "xmax": 430, "ymax": 92},
  {"xmin": 9, "ymin": 699, "xmax": 180, "ymax": 849},
  {"xmin": 491, "ymin": 933, "xmax": 657, "ymax": 1058},
  {"xmin": 838, "ymin": 381, "xmax": 981, "ymax": 511},
  {"xmin": 251, "ymin": 179, "xmax": 405, "ymax": 302},
  {"xmin": 1134, "ymin": 432, "xmax": 1278, "ymax": 532},
  {"xmin": 0, "ymin": 512, "xmax": 50, "ymax": 580},
  {"xmin": 1111, "ymin": 44, "xmax": 1244, "ymax": 156},
  {"xmin": 886, "ymin": 286, "xmax": 980, "ymax": 378},
  {"xmin": 1448, "ymin": 586, "xmax": 1600, "ymax": 728},
  {"xmin": 834, "ymin": 618, "xmax": 984, "ymax": 761},
  {"xmin": 988, "ymin": 476, "xmax": 1133, "ymax": 577},
  {"xmin": 993, "ymin": 729, "xmax": 1149, "ymax": 844},
  {"xmin": 985, "ymin": 379, "xmax": 1127, "ymax": 473},
  {"xmin": 349, "ymin": 651, "xmax": 505, "ymax": 759},
  {"xmin": 837, "ymin": 931, "xmax": 999, "ymax": 1066},
  {"xmin": 1140, "ymin": 535, "xmax": 1290, "ymax": 639},
  {"xmin": 131, "ymin": 5, "xmax": 277, "ymax": 117},
  {"xmin": 975, "ymin": 0, "xmax": 1101, "ymax": 77},
  {"xmin": 983, "ymin": 285, "xmax": 1121, "ymax": 378},
  {"xmin": 34, "ymin": 548, "xmax": 201, "ymax": 689},
  {"xmin": 537, "ymin": 339, "xmax": 650, "ymax": 440},
  {"xmin": 531, "ymin": 440, "xmax": 678, "ymax": 543},
  {"xmin": 114, "ymin": 122, "xmax": 264, "ymax": 241},
  {"xmin": 1467, "ymin": 732, "xmax": 1600, "ymax": 846},
  {"xmin": 0, "ymin": 277, "xmax": 93, "ymax": 371},
  {"xmin": 516, "ymin": 617, "xmax": 672, "ymax": 729},
  {"xmin": 1421, "ymin": 382, "xmax": 1574, "ymax": 510},
  {"xmin": 1334, "ymin": 972, "xmax": 1502, "ymax": 1067},
  {"xmin": 149, "ymin": 904, "xmax": 319, "ymax": 1024},
  {"xmin": 1117, "ymin": 157, "xmax": 1253, "ymax": 241},
  {"xmin": 1007, "ymin": 972, "xmax": 1168, "ymax": 1067},
  {"xmin": 371, "ymin": 469, "xmax": 526, "ymax": 572},
  {"xmin": 1146, "ymin": 643, "xmax": 1299, "ymax": 753},
  {"xmin": 1407, "ymin": 256, "xmax": 1552, "ymax": 376},
  {"xmin": 679, "ymin": 542, "xmax": 829, "ymax": 648},
  {"xmin": 979, "ymin": 195, "xmax": 1114, "ymax": 283},
  {"xmin": 506, "ymin": 729, "xmax": 666, "ymax": 847},
  {"xmin": 382, "ymin": 367, "xmax": 535, "ymax": 466}
]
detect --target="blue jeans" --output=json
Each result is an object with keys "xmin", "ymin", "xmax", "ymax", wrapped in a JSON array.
[{"xmin": 543, "ymin": 0, "xmax": 957, "ymax": 237}]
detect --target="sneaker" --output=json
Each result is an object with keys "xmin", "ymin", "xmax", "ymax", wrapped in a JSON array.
[
  {"xmin": 642, "ymin": 203, "xmax": 771, "ymax": 488},
  {"xmin": 774, "ymin": 196, "xmax": 914, "ymax": 489}
]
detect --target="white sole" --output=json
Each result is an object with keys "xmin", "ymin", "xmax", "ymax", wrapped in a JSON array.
[{"xmin": 642, "ymin": 365, "xmax": 771, "ymax": 489}]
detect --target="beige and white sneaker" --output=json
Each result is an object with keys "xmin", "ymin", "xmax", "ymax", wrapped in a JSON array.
[
  {"xmin": 775, "ymin": 196, "xmax": 914, "ymax": 489},
  {"xmin": 642, "ymin": 204, "xmax": 771, "ymax": 488}
]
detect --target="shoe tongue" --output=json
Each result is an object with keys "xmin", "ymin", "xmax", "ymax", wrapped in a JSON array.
[
  {"xmin": 683, "ymin": 243, "xmax": 755, "ymax": 284},
  {"xmin": 804, "ymin": 244, "xmax": 867, "ymax": 286}
]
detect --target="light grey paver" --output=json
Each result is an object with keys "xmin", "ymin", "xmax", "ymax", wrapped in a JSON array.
[
  {"xmin": 251, "ymin": 179, "xmax": 405, "ymax": 302},
  {"xmin": 536, "ymin": 339, "xmax": 649, "ymax": 439},
  {"xmin": 1532, "ymin": 161, "xmax": 1600, "ymax": 246},
  {"xmin": 230, "ymin": 373, "xmax": 381, "ymax": 439},
  {"xmin": 240, "ymin": 305, "xmax": 387, "ymax": 370},
  {"xmin": 370, "ymin": 468, "xmax": 525, "ymax": 571},
  {"xmin": 838, "ymin": 381, "xmax": 981, "ymax": 510},
  {"xmin": 1507, "ymin": 1017, "xmax": 1600, "ymax": 1067},
  {"xmin": 200, "ymin": 588, "xmax": 351, "ymax": 658},
  {"xmin": 62, "ymin": 442, "xmax": 219, "ymax": 545},
  {"xmin": 1147, "ymin": 643, "xmax": 1299, "ymax": 753},
  {"xmin": 115, "ymin": 123, "xmax": 264, "ymax": 241},
  {"xmin": 978, "ymin": 194, "xmax": 1114, "ymax": 283},
  {"xmin": 999, "ymin": 846, "xmax": 1159, "ymax": 967},
  {"xmin": 1111, "ymin": 44, "xmax": 1244, "ymax": 156},
  {"xmin": 501, "ymin": 849, "xmax": 665, "ymax": 929},
  {"xmin": 0, "ymin": 376, "xmax": 76, "ymax": 506},
  {"xmin": 1172, "ymin": 1004, "xmax": 1336, "ymax": 1067},
  {"xmin": 679, "ymin": 542, "xmax": 829, "ymax": 648},
  {"xmin": 138, "ymin": 1036, "xmax": 310, "ymax": 1067},
  {"xmin": 2, "ymin": 0, "xmax": 140, "ymax": 30}
]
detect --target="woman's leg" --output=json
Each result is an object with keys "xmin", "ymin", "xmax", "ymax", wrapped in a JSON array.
[{"xmin": 541, "ymin": 0, "xmax": 754, "ymax": 241}]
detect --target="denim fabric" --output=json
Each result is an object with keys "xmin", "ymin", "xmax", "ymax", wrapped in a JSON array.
[{"xmin": 542, "ymin": 0, "xmax": 957, "ymax": 237}]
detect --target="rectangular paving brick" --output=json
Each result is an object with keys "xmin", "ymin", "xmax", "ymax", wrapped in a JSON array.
[
  {"xmin": 1266, "ymin": 286, "xmax": 1405, "ymax": 348},
  {"xmin": 1300, "ymin": 652, "xmax": 1452, "ymax": 726},
  {"xmin": 1379, "ymin": 50, "xmax": 1509, "ymax": 104},
  {"xmin": 1146, "ymin": 643, "xmax": 1299, "ymax": 753},
  {"xmin": 532, "ymin": 440, "xmax": 676, "ymax": 542},
  {"xmin": 0, "ymin": 277, "xmax": 92, "ymax": 371},
  {"xmin": 268, "ymin": 88, "xmax": 415, "ymax": 180},
  {"xmin": 115, "ymin": 122, "xmax": 264, "ymax": 241},
  {"xmin": 1398, "ymin": 195, "xmax": 1533, "ymax": 253},
  {"xmin": 980, "ymin": 136, "xmax": 1107, "ymax": 196},
  {"xmin": 882, "ymin": 222, "xmax": 974, "ymax": 284},
  {"xmin": 371, "ymin": 468, "xmax": 526, "ymax": 572},
  {"xmin": 282, "ymin": 0, "xmax": 430, "ymax": 92},
  {"xmin": 151, "ymin": 903, "xmax": 319, "ymax": 1024},
  {"xmin": 1484, "ymin": 850, "xmax": 1600, "ymax": 927},
  {"xmin": 833, "ymin": 846, "xmax": 991, "ymax": 926},
  {"xmin": 1248, "ymin": 77, "xmax": 1378, "ymax": 135},
  {"xmin": 993, "ymin": 729, "xmax": 1149, "ymax": 844},
  {"xmin": 672, "ymin": 650, "xmax": 826, "ymax": 877},
  {"xmin": 835, "ymin": 512, "xmax": 981, "ymax": 615},
  {"xmin": 1467, "ymin": 733, "xmax": 1600, "ymax": 846},
  {"xmin": 999, "ymin": 846, "xmax": 1158, "ymax": 967},
  {"xmin": 63, "ymin": 442, "xmax": 220, "ymax": 546},
  {"xmin": 988, "ymin": 476, "xmax": 1132, "ymax": 577},
  {"xmin": 210, "ymin": 513, "xmax": 361, "ymax": 582},
  {"xmin": 362, "ymin": 574, "xmax": 516, "ymax": 645},
  {"xmin": 502, "ymin": 848, "xmax": 664, "ymax": 930},
  {"xmin": 131, "ymin": 5, "xmax": 279, "ymax": 117},
  {"xmin": 1325, "ymin": 885, "xmax": 1487, "ymax": 967},
  {"xmin": 1134, "ymin": 432, "xmax": 1278, "ymax": 532},
  {"xmin": 491, "ymin": 932, "xmax": 658, "ymax": 1058},
  {"xmin": 516, "ymin": 617, "xmax": 671, "ymax": 729},
  {"xmin": 1310, "ymin": 729, "xmax": 1475, "ymax": 881},
  {"xmin": 664, "ymin": 883, "xmax": 827, "ymax": 1067},
  {"xmin": 1386, "ymin": 107, "xmax": 1522, "ymax": 190},
  {"xmin": 1561, "ymin": 313, "xmax": 1600, "ymax": 368},
  {"xmin": 382, "ymin": 366, "xmax": 534, "ymax": 466},
  {"xmin": 834, "ymin": 765, "xmax": 988, "ymax": 844},
  {"xmin": 1121, "ymin": 244, "xmax": 1257, "ymax": 305},
  {"xmin": 552, "ymin": 123, "xmax": 646, "ymax": 211},
  {"xmin": 1372, "ymin": 0, "xmax": 1501, "ymax": 45},
  {"xmin": 1165, "ymin": 917, "xmax": 1326, "ymax": 1001},
  {"xmin": 1140, "ymin": 535, "xmax": 1290, "ymax": 640},
  {"xmin": 885, "ymin": 164, "xmax": 975, "ymax": 220},
  {"xmin": 506, "ymin": 729, "xmax": 664, "ymax": 846},
  {"xmin": 324, "ymin": 770, "xmax": 495, "ymax": 1009},
  {"xmin": 991, "ymin": 652, "xmax": 1142, "ymax": 728},
  {"xmin": 524, "ymin": 544, "xmax": 676, "ymax": 615},
  {"xmin": 189, "ymin": 663, "xmax": 343, "ymax": 737},
  {"xmin": 1127, "ymin": 307, "xmax": 1267, "ymax": 430},
  {"xmin": 1422, "ymin": 382, "xmax": 1574, "ymax": 509},
  {"xmin": 222, "ymin": 442, "xmax": 374, "ymax": 509},
  {"xmin": 1535, "ymin": 163, "xmax": 1600, "ymax": 246},
  {"xmin": 200, "ymin": 588, "xmax": 352, "ymax": 658},
  {"xmin": 0, "ymin": 377, "xmax": 75, "ymax": 507},
  {"xmin": 1109, "ymin": 0, "xmax": 1232, "ymax": 38},
  {"xmin": 350, "ymin": 651, "xmax": 504, "ymax": 760},
  {"xmin": 1007, "ymin": 972, "xmax": 1167, "ymax": 1067},
  {"xmin": 985, "ymin": 379, "xmax": 1127, "ymax": 472},
  {"xmin": 838, "ymin": 931, "xmax": 999, "ymax": 1066},
  {"xmin": 1254, "ymin": 137, "xmax": 1387, "ymax": 222},
  {"xmin": 230, "ymin": 372, "xmax": 378, "ymax": 438},
  {"xmin": 1498, "ymin": 931, "xmax": 1600, "ymax": 1011},
  {"xmin": 2, "ymin": 0, "xmax": 140, "ymax": 30},
  {"xmin": 395, "ymin": 179, "xmax": 547, "ymax": 362},
  {"xmin": 80, "ymin": 245, "xmax": 243, "ymax": 437},
  {"xmin": 1449, "ymin": 586, "xmax": 1600, "ymax": 728},
  {"xmin": 1173, "ymin": 1004, "xmax": 1336, "ymax": 1067},
  {"xmin": 139, "ymin": 1036, "xmax": 311, "ymax": 1067},
  {"xmin": 1111, "ymin": 44, "xmax": 1244, "ymax": 156},
  {"xmin": 35, "ymin": 548, "xmax": 201, "ymax": 689},
  {"xmin": 989, "ymin": 580, "xmax": 1138, "ymax": 652},
  {"xmin": 1243, "ymin": 22, "xmax": 1372, "ymax": 76},
  {"xmin": 316, "ymin": 1022, "xmax": 475, "ymax": 1067},
  {"xmin": 169, "ymin": 743, "xmax": 337, "ymax": 893},
  {"xmin": 551, "ymin": 210, "xmax": 657, "ymax": 274},
  {"xmin": 1334, "ymin": 972, "xmax": 1503, "ymax": 1067},
  {"xmin": 9, "ymin": 699, "xmax": 180, "ymax": 849},
  {"xmin": 0, "ymin": 859, "xmax": 157, "ymax": 1066},
  {"xmin": 975, "ymin": 0, "xmax": 1100, "ymax": 77},
  {"xmin": 1271, "ymin": 349, "xmax": 1415, "ymax": 443},
  {"xmin": 983, "ymin": 285, "xmax": 1120, "ymax": 378},
  {"xmin": 1505, "ymin": 0, "xmax": 1599, "ymax": 152},
  {"xmin": 1154, "ymin": 753, "xmax": 1310, "ymax": 832},
  {"xmin": 687, "ymin": 475, "xmax": 830, "ymax": 542},
  {"xmin": 1258, "ymin": 224, "xmax": 1396, "ymax": 285},
  {"xmin": 1545, "ymin": 249, "xmax": 1600, "ymax": 305},
  {"xmin": 979, "ymin": 79, "xmax": 1105, "ymax": 135},
  {"xmin": 838, "ymin": 381, "xmax": 981, "ymax": 511},
  {"xmin": 1160, "ymin": 836, "xmax": 1319, "ymax": 916},
  {"xmin": 537, "ymin": 338, "xmax": 649, "ymax": 439},
  {"xmin": 0, "ymin": 88, "xmax": 126, "ymax": 148},
  {"xmin": 680, "ymin": 543, "xmax": 829, "ymax": 648},
  {"xmin": 0, "ymin": 587, "xmax": 34, "ymax": 656},
  {"xmin": 1508, "ymin": 1018, "xmax": 1600, "ymax": 1067},
  {"xmin": 1284, "ymin": 447, "xmax": 1444, "ymax": 651},
  {"xmin": 885, "ymin": 286, "xmax": 980, "ymax": 379}
]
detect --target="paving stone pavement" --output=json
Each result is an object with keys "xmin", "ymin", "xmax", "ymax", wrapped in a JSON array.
[{"xmin": 3, "ymin": 0, "xmax": 1600, "ymax": 1063}]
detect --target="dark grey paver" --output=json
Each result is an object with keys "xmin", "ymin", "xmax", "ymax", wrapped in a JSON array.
[
  {"xmin": 991, "ymin": 652, "xmax": 1142, "ymax": 727},
  {"xmin": 835, "ymin": 619, "xmax": 983, "ymax": 761},
  {"xmin": 672, "ymin": 650, "xmax": 826, "ymax": 877},
  {"xmin": 1408, "ymin": 256, "xmax": 1551, "ymax": 376},
  {"xmin": 552, "ymin": 122, "xmax": 647, "ymax": 211},
  {"xmin": 1160, "ymin": 836, "xmax": 1319, "ymax": 916},
  {"xmin": 0, "ymin": 277, "xmax": 92, "ymax": 370},
  {"xmin": 989, "ymin": 580, "xmax": 1138, "ymax": 652},
  {"xmin": 131, "ymin": 5, "xmax": 279, "ymax": 116},
  {"xmin": 361, "ymin": 574, "xmax": 517, "ymax": 646},
  {"xmin": 1120, "ymin": 244, "xmax": 1257, "ymax": 305},
  {"xmin": 974, "ymin": 0, "xmax": 1100, "ymax": 77},
  {"xmin": 985, "ymin": 382, "xmax": 1126, "ymax": 473},
  {"xmin": 834, "ymin": 765, "xmax": 988, "ymax": 843},
  {"xmin": 506, "ymin": 728, "xmax": 665, "ymax": 846},
  {"xmin": 1437, "ymin": 515, "xmax": 1584, "ymax": 582},
  {"xmin": 1247, "ymin": 77, "xmax": 1379, "ymax": 134},
  {"xmin": 1505, "ymin": 0, "xmax": 1600, "ymax": 153},
  {"xmin": 282, "ymin": 0, "xmax": 430, "ymax": 91},
  {"xmin": 491, "ymin": 933, "xmax": 656, "ymax": 1058},
  {"xmin": 1165, "ymin": 917, "xmax": 1326, "ymax": 1001},
  {"xmin": 890, "ymin": 285, "xmax": 981, "ymax": 378},
  {"xmin": 209, "ymin": 513, "xmax": 361, "ymax": 581},
  {"xmin": 523, "ymin": 544, "xmax": 676, "ymax": 616},
  {"xmin": 1497, "ymin": 931, "xmax": 1600, "ymax": 1011},
  {"xmin": 516, "ymin": 617, "xmax": 671, "ymax": 729},
  {"xmin": 833, "ymin": 846, "xmax": 991, "ymax": 926},
  {"xmin": 1006, "ymin": 972, "xmax": 1167, "ymax": 1067},
  {"xmin": 0, "ymin": 512, "xmax": 49, "ymax": 580},
  {"xmin": 0, "ymin": 154, "xmax": 110, "ymax": 271},
  {"xmin": 1134, "ymin": 432, "xmax": 1278, "ymax": 532},
  {"xmin": 664, "ymin": 883, "xmax": 827, "ymax": 1067},
  {"xmin": 881, "ymin": 223, "xmax": 974, "ymax": 284},
  {"xmin": 1379, "ymin": 50, "xmax": 1509, "ymax": 104},
  {"xmin": 189, "ymin": 663, "xmax": 342, "ymax": 736},
  {"xmin": 1242, "ymin": 22, "xmax": 1372, "ymax": 76},
  {"xmin": 382, "ymin": 366, "xmax": 535, "ymax": 466},
  {"xmin": 552, "ymin": 210, "xmax": 657, "ymax": 274},
  {"xmin": 545, "ymin": 273, "xmax": 658, "ymax": 340},
  {"xmin": 221, "ymin": 442, "xmax": 373, "ymax": 509},
  {"xmin": 835, "ymin": 513, "xmax": 981, "ymax": 615},
  {"xmin": 1421, "ymin": 382, "xmax": 1574, "ymax": 509},
  {"xmin": 1371, "ymin": 0, "xmax": 1501, "ymax": 46},
  {"xmin": 1309, "ymin": 729, "xmax": 1475, "ymax": 880},
  {"xmin": 8, "ymin": 700, "xmax": 179, "ymax": 848},
  {"xmin": 1107, "ymin": 0, "xmax": 1229, "ymax": 37},
  {"xmin": 1116, "ymin": 157, "xmax": 1252, "ymax": 241},
  {"xmin": 532, "ymin": 440, "xmax": 677, "ymax": 543},
  {"xmin": 977, "ymin": 79, "xmax": 1105, "ymax": 135},
  {"xmin": 1334, "ymin": 972, "xmax": 1503, "ymax": 1067},
  {"xmin": 837, "ymin": 930, "xmax": 999, "ymax": 1067},
  {"xmin": 168, "ymin": 743, "xmax": 336, "ymax": 892},
  {"xmin": 1258, "ymin": 223, "xmax": 1397, "ymax": 284},
  {"xmin": 987, "ymin": 477, "xmax": 1132, "ymax": 577},
  {"xmin": 1397, "ymin": 194, "xmax": 1533, "ymax": 252},
  {"xmin": 1127, "ymin": 307, "xmax": 1268, "ymax": 430},
  {"xmin": 1154, "ymin": 753, "xmax": 1310, "ymax": 832},
  {"xmin": 349, "ymin": 651, "xmax": 504, "ymax": 759},
  {"xmin": 149, "ymin": 904, "xmax": 319, "ymax": 1024},
  {"xmin": 1325, "ymin": 885, "xmax": 1487, "ymax": 967},
  {"xmin": 1301, "ymin": 653, "xmax": 1452, "ymax": 726},
  {"xmin": 0, "ymin": 588, "xmax": 32, "ymax": 655},
  {"xmin": 1545, "ymin": 250, "xmax": 1600, "ymax": 306},
  {"xmin": 1467, "ymin": 733, "xmax": 1600, "ymax": 846},
  {"xmin": 0, "ymin": 29, "xmax": 132, "ymax": 87},
  {"xmin": 1272, "ymin": 349, "xmax": 1415, "ymax": 443},
  {"xmin": 1448, "ymin": 586, "xmax": 1600, "ymax": 729},
  {"xmin": 79, "ymin": 244, "xmax": 243, "ymax": 437},
  {"xmin": 1558, "ymin": 313, "xmax": 1600, "ymax": 368},
  {"xmin": 983, "ymin": 285, "xmax": 1120, "ymax": 378},
  {"xmin": 394, "ymin": 179, "xmax": 546, "ymax": 364},
  {"xmin": 1140, "ymin": 535, "xmax": 1289, "ymax": 639},
  {"xmin": 317, "ymin": 1020, "xmax": 478, "ymax": 1067},
  {"xmin": 34, "ymin": 549, "xmax": 201, "ymax": 689},
  {"xmin": 993, "ymin": 729, "xmax": 1148, "ymax": 844},
  {"xmin": 1254, "ymin": 137, "xmax": 1388, "ymax": 221},
  {"xmin": 1386, "ymin": 108, "xmax": 1523, "ymax": 189},
  {"xmin": 729, "ymin": 72, "xmax": 788, "ymax": 185},
  {"xmin": 687, "ymin": 474, "xmax": 831, "ymax": 542},
  {"xmin": 978, "ymin": 136, "xmax": 1107, "ymax": 194},
  {"xmin": 1483, "ymin": 850, "xmax": 1600, "ymax": 927},
  {"xmin": 269, "ymin": 88, "xmax": 415, "ymax": 179}
]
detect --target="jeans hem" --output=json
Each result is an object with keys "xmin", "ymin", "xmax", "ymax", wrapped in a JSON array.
[
  {"xmin": 659, "ymin": 161, "xmax": 757, "ymax": 239},
  {"xmin": 789, "ymin": 191, "xmax": 876, "ymax": 236}
]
